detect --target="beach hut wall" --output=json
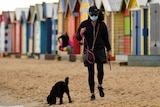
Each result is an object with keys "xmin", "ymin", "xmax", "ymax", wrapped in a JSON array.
[{"xmin": 149, "ymin": 3, "xmax": 160, "ymax": 55}]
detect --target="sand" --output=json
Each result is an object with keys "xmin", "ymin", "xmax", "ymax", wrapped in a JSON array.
[{"xmin": 0, "ymin": 58, "xmax": 160, "ymax": 107}]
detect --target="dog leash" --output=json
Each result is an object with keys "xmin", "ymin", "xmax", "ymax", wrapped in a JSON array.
[{"xmin": 81, "ymin": 23, "xmax": 100, "ymax": 64}]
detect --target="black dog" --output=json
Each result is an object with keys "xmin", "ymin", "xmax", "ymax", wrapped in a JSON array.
[{"xmin": 47, "ymin": 77, "xmax": 72, "ymax": 105}]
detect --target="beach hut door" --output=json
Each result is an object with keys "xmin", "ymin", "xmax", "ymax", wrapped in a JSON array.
[
  {"xmin": 132, "ymin": 10, "xmax": 141, "ymax": 55},
  {"xmin": 150, "ymin": 3, "xmax": 160, "ymax": 55}
]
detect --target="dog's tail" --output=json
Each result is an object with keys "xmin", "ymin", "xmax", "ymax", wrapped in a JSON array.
[{"xmin": 65, "ymin": 77, "xmax": 69, "ymax": 85}]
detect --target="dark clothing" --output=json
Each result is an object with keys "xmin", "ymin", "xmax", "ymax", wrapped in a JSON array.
[
  {"xmin": 58, "ymin": 34, "xmax": 69, "ymax": 47},
  {"xmin": 76, "ymin": 18, "xmax": 111, "ymax": 94},
  {"xmin": 87, "ymin": 62, "xmax": 104, "ymax": 93},
  {"xmin": 76, "ymin": 19, "xmax": 111, "ymax": 66}
]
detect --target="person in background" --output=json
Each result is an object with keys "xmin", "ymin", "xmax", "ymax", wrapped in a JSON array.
[
  {"xmin": 76, "ymin": 6, "xmax": 111, "ymax": 101},
  {"xmin": 58, "ymin": 32, "xmax": 72, "ymax": 54}
]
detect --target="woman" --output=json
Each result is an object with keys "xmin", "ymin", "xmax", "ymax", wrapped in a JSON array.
[{"xmin": 76, "ymin": 6, "xmax": 111, "ymax": 101}]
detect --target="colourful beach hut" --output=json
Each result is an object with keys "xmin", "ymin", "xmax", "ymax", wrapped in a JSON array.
[
  {"xmin": 33, "ymin": 4, "xmax": 42, "ymax": 54},
  {"xmin": 127, "ymin": 0, "xmax": 149, "ymax": 55},
  {"xmin": 0, "ymin": 15, "xmax": 4, "ymax": 56},
  {"xmin": 9, "ymin": 11, "xmax": 16, "ymax": 54},
  {"xmin": 0, "ymin": 12, "xmax": 10, "ymax": 55},
  {"xmin": 148, "ymin": 1, "xmax": 160, "ymax": 55},
  {"xmin": 52, "ymin": 3, "xmax": 58, "ymax": 55},
  {"xmin": 57, "ymin": 0, "xmax": 67, "ymax": 38},
  {"xmin": 27, "ymin": 6, "xmax": 36, "ymax": 55},
  {"xmin": 35, "ymin": 4, "xmax": 46, "ymax": 54},
  {"xmin": 65, "ymin": 0, "xmax": 81, "ymax": 54},
  {"xmin": 21, "ymin": 9, "xmax": 29, "ymax": 55},
  {"xmin": 15, "ymin": 8, "xmax": 23, "ymax": 54}
]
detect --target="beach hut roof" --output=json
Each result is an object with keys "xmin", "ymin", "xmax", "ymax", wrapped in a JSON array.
[
  {"xmin": 15, "ymin": 8, "xmax": 29, "ymax": 21},
  {"xmin": 58, "ymin": 0, "xmax": 67, "ymax": 13},
  {"xmin": 35, "ymin": 4, "xmax": 45, "ymax": 21},
  {"xmin": 9, "ymin": 11, "xmax": 16, "ymax": 23},
  {"xmin": 68, "ymin": 0, "xmax": 75, "ymax": 12},
  {"xmin": 28, "ymin": 6, "xmax": 36, "ymax": 23},
  {"xmin": 95, "ymin": 0, "xmax": 102, "ymax": 9},
  {"xmin": 43, "ymin": 2, "xmax": 54, "ymax": 18},
  {"xmin": 102, "ymin": 0, "xmax": 112, "ymax": 12},
  {"xmin": 108, "ymin": 0, "xmax": 123, "ymax": 12},
  {"xmin": 53, "ymin": 3, "xmax": 58, "ymax": 19},
  {"xmin": 127, "ymin": 0, "xmax": 148, "ymax": 8},
  {"xmin": 148, "ymin": 0, "xmax": 160, "ymax": 4}
]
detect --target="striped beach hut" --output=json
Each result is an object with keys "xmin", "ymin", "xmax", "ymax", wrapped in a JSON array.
[
  {"xmin": 109, "ymin": 0, "xmax": 125, "ymax": 56},
  {"xmin": 52, "ymin": 3, "xmax": 58, "ymax": 55},
  {"xmin": 123, "ymin": 0, "xmax": 131, "ymax": 55},
  {"xmin": 127, "ymin": 0, "xmax": 149, "ymax": 55},
  {"xmin": 148, "ymin": 0, "xmax": 160, "ymax": 55}
]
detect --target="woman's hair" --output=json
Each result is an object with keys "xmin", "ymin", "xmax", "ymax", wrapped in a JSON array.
[{"xmin": 97, "ymin": 9, "xmax": 104, "ymax": 22}]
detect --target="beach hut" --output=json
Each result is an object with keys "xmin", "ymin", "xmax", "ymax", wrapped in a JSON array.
[
  {"xmin": 35, "ymin": 4, "xmax": 46, "ymax": 54},
  {"xmin": 52, "ymin": 3, "xmax": 58, "ymax": 55},
  {"xmin": 148, "ymin": 1, "xmax": 160, "ymax": 55},
  {"xmin": 123, "ymin": 0, "xmax": 131, "ymax": 55},
  {"xmin": 0, "ymin": 12, "xmax": 10, "ymax": 56},
  {"xmin": 21, "ymin": 9, "xmax": 29, "ymax": 55},
  {"xmin": 15, "ymin": 9, "xmax": 22, "ymax": 54},
  {"xmin": 9, "ymin": 12, "xmax": 16, "ymax": 54},
  {"xmin": 2, "ymin": 12, "xmax": 12, "ymax": 55},
  {"xmin": 0, "ymin": 15, "xmax": 3, "ymax": 57},
  {"xmin": 65, "ymin": 0, "xmax": 81, "ymax": 54},
  {"xmin": 32, "ymin": 4, "xmax": 42, "ymax": 55},
  {"xmin": 57, "ymin": 0, "xmax": 67, "ymax": 38},
  {"xmin": 27, "ymin": 6, "xmax": 36, "ymax": 55},
  {"xmin": 127, "ymin": 0, "xmax": 148, "ymax": 55},
  {"xmin": 43, "ymin": 2, "xmax": 54, "ymax": 54}
]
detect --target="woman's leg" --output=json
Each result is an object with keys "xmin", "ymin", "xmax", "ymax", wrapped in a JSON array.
[
  {"xmin": 97, "ymin": 62, "xmax": 104, "ymax": 85},
  {"xmin": 97, "ymin": 62, "xmax": 105, "ymax": 97},
  {"xmin": 87, "ymin": 64, "xmax": 95, "ymax": 100}
]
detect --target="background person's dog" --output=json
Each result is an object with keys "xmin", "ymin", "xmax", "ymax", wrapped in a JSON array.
[{"xmin": 47, "ymin": 77, "xmax": 72, "ymax": 105}]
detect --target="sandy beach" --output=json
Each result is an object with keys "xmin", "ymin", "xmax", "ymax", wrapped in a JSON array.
[{"xmin": 0, "ymin": 58, "xmax": 160, "ymax": 107}]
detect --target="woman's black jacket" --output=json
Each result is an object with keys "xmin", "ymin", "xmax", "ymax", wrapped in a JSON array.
[{"xmin": 76, "ymin": 19, "xmax": 111, "ymax": 64}]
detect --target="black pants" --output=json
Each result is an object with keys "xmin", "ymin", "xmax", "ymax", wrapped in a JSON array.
[{"xmin": 87, "ymin": 62, "xmax": 104, "ymax": 93}]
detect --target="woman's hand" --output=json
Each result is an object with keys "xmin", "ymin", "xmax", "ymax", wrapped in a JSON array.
[{"xmin": 80, "ymin": 27, "xmax": 86, "ymax": 35}]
